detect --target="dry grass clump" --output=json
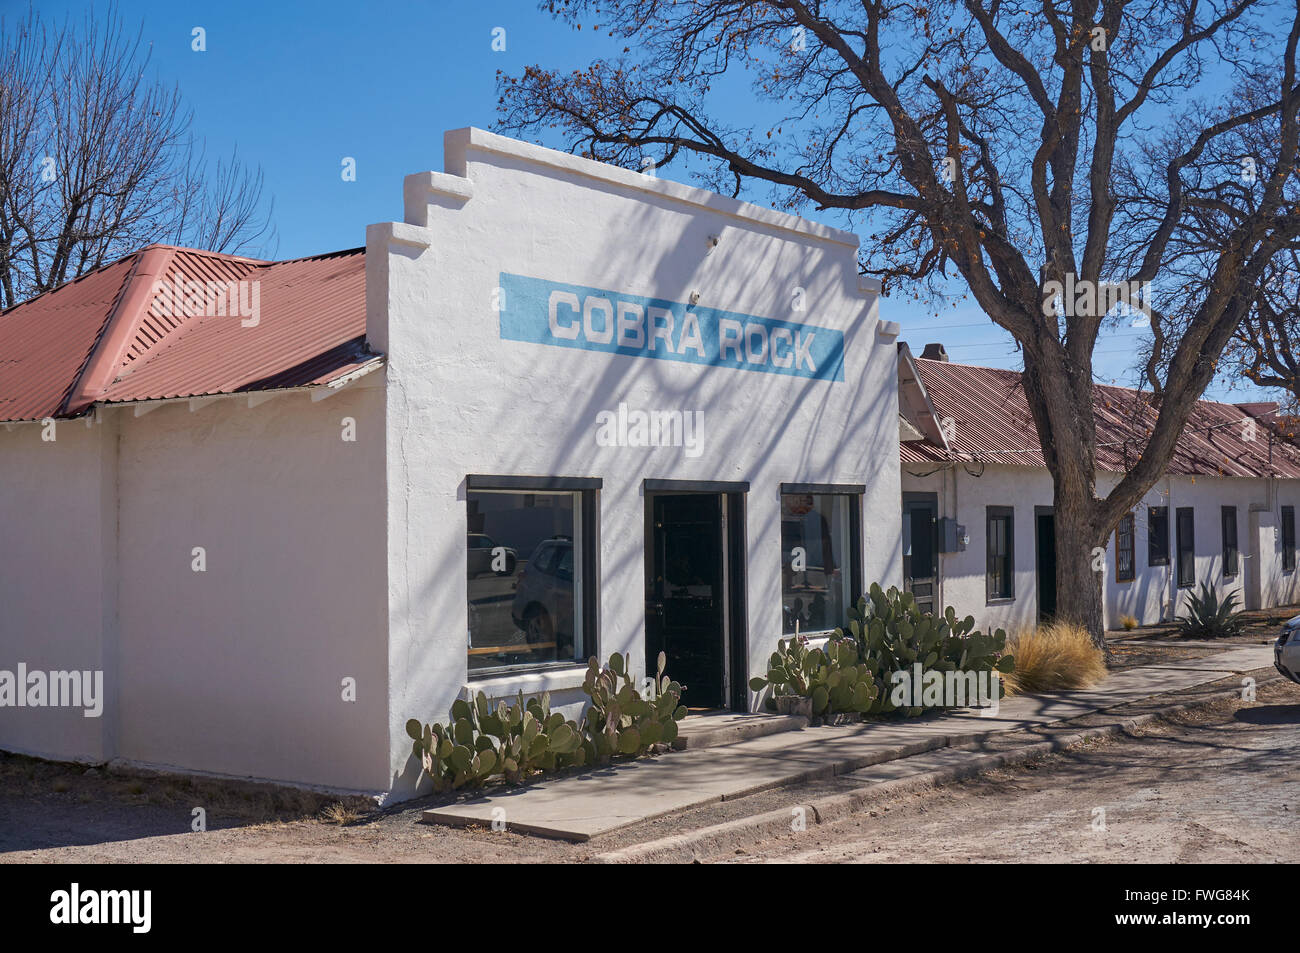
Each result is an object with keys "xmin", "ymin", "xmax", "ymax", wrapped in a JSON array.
[
  {"xmin": 319, "ymin": 801, "xmax": 361, "ymax": 825},
  {"xmin": 1001, "ymin": 621, "xmax": 1107, "ymax": 694},
  {"xmin": 1120, "ymin": 614, "xmax": 1138, "ymax": 631}
]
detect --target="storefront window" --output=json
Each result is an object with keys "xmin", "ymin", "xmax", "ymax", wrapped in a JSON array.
[
  {"xmin": 780, "ymin": 491, "xmax": 857, "ymax": 635},
  {"xmin": 467, "ymin": 489, "xmax": 585, "ymax": 674}
]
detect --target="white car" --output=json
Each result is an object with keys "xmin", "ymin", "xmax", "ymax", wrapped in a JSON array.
[{"xmin": 1275, "ymin": 615, "xmax": 1300, "ymax": 685}]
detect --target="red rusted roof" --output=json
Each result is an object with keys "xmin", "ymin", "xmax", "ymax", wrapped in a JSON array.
[
  {"xmin": 0, "ymin": 244, "xmax": 378, "ymax": 421},
  {"xmin": 900, "ymin": 358, "xmax": 1300, "ymax": 479},
  {"xmin": 0, "ymin": 256, "xmax": 137, "ymax": 422}
]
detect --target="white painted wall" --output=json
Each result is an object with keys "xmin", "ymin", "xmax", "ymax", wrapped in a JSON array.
[
  {"xmin": 1086, "ymin": 472, "xmax": 1297, "ymax": 624},
  {"xmin": 901, "ymin": 462, "xmax": 1049, "ymax": 634},
  {"xmin": 375, "ymin": 128, "xmax": 902, "ymax": 800},
  {"xmin": 901, "ymin": 460, "xmax": 1300, "ymax": 633},
  {"xmin": 1098, "ymin": 474, "xmax": 1257, "ymax": 625},
  {"xmin": 113, "ymin": 386, "xmax": 389, "ymax": 791},
  {"xmin": 0, "ymin": 417, "xmax": 114, "ymax": 762},
  {"xmin": 0, "ymin": 386, "xmax": 390, "ymax": 793}
]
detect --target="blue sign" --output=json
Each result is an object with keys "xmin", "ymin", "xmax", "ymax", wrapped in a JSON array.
[{"xmin": 498, "ymin": 273, "xmax": 845, "ymax": 383}]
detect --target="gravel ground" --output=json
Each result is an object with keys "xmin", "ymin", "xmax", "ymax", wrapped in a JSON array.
[
  {"xmin": 1102, "ymin": 607, "xmax": 1283, "ymax": 671},
  {"xmin": 1109, "ymin": 605, "xmax": 1293, "ymax": 646}
]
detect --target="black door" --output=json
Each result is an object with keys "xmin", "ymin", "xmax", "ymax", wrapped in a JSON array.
[
  {"xmin": 646, "ymin": 494, "xmax": 725, "ymax": 709},
  {"xmin": 1037, "ymin": 512, "xmax": 1057, "ymax": 621},
  {"xmin": 1176, "ymin": 507, "xmax": 1195, "ymax": 589},
  {"xmin": 902, "ymin": 501, "xmax": 937, "ymax": 613}
]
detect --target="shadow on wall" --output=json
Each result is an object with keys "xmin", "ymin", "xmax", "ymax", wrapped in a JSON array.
[{"xmin": 390, "ymin": 188, "xmax": 898, "ymax": 795}]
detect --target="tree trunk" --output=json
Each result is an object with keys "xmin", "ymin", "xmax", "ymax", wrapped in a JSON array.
[
  {"xmin": 1052, "ymin": 485, "xmax": 1107, "ymax": 651},
  {"xmin": 1020, "ymin": 341, "xmax": 1109, "ymax": 652}
]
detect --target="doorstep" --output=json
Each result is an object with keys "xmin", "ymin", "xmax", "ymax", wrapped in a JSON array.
[
  {"xmin": 673, "ymin": 711, "xmax": 809, "ymax": 750},
  {"xmin": 419, "ymin": 643, "xmax": 1276, "ymax": 842}
]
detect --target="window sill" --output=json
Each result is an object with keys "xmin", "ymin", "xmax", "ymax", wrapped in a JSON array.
[
  {"xmin": 986, "ymin": 597, "xmax": 1016, "ymax": 606},
  {"xmin": 785, "ymin": 629, "xmax": 838, "ymax": 641},
  {"xmin": 461, "ymin": 665, "xmax": 591, "ymax": 700},
  {"xmin": 783, "ymin": 633, "xmax": 834, "ymax": 651}
]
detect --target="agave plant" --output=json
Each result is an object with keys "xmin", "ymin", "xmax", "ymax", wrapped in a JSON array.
[{"xmin": 1177, "ymin": 581, "xmax": 1245, "ymax": 639}]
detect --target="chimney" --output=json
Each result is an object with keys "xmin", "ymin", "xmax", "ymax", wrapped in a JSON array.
[{"xmin": 921, "ymin": 342, "xmax": 949, "ymax": 362}]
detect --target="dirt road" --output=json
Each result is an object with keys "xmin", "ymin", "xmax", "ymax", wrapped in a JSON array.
[{"xmin": 713, "ymin": 683, "xmax": 1300, "ymax": 863}]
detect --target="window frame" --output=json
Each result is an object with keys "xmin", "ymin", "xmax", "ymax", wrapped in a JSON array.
[
  {"xmin": 986, "ymin": 506, "xmax": 1015, "ymax": 604},
  {"xmin": 1221, "ymin": 505, "xmax": 1239, "ymax": 579},
  {"xmin": 1283, "ymin": 506, "xmax": 1296, "ymax": 574},
  {"xmin": 778, "ymin": 483, "xmax": 864, "ymax": 636},
  {"xmin": 1115, "ymin": 512, "xmax": 1136, "ymax": 583},
  {"xmin": 1148, "ymin": 506, "xmax": 1170, "ymax": 567},
  {"xmin": 1175, "ymin": 506, "xmax": 1195, "ymax": 589},
  {"xmin": 465, "ymin": 475, "xmax": 601, "ymax": 678}
]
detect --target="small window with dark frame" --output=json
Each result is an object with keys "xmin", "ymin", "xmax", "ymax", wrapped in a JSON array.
[
  {"xmin": 1175, "ymin": 506, "xmax": 1195, "ymax": 589},
  {"xmin": 1284, "ymin": 506, "xmax": 1296, "ymax": 573},
  {"xmin": 1115, "ymin": 513, "xmax": 1135, "ymax": 582},
  {"xmin": 986, "ymin": 506, "xmax": 1015, "ymax": 602},
  {"xmin": 780, "ymin": 489, "xmax": 862, "ymax": 635},
  {"xmin": 1148, "ymin": 506, "xmax": 1170, "ymax": 567},
  {"xmin": 1221, "ymin": 506, "xmax": 1239, "ymax": 578}
]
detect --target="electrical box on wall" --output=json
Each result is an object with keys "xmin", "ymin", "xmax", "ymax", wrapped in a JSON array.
[{"xmin": 938, "ymin": 517, "xmax": 967, "ymax": 553}]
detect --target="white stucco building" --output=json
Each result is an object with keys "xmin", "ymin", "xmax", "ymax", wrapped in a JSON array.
[
  {"xmin": 0, "ymin": 128, "xmax": 902, "ymax": 800},
  {"xmin": 897, "ymin": 343, "xmax": 1300, "ymax": 634}
]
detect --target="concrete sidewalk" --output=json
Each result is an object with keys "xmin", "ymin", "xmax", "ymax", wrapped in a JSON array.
[{"xmin": 421, "ymin": 644, "xmax": 1274, "ymax": 841}]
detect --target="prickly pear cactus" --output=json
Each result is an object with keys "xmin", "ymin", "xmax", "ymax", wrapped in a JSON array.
[
  {"xmin": 406, "ymin": 652, "xmax": 688, "ymax": 790},
  {"xmin": 406, "ymin": 686, "xmax": 589, "ymax": 791},
  {"xmin": 751, "ymin": 581, "xmax": 1014, "ymax": 718},
  {"xmin": 581, "ymin": 651, "xmax": 687, "ymax": 763}
]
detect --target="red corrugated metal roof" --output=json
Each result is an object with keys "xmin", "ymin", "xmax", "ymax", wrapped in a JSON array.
[
  {"xmin": 0, "ymin": 257, "xmax": 136, "ymax": 421},
  {"xmin": 0, "ymin": 244, "xmax": 378, "ymax": 421},
  {"xmin": 901, "ymin": 358, "xmax": 1300, "ymax": 479}
]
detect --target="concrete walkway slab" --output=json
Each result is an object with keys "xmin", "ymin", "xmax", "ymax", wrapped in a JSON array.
[
  {"xmin": 673, "ymin": 711, "xmax": 808, "ymax": 749},
  {"xmin": 421, "ymin": 644, "xmax": 1275, "ymax": 841},
  {"xmin": 1153, "ymin": 639, "xmax": 1278, "ymax": 649}
]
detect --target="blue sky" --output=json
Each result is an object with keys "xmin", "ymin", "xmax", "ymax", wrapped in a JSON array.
[{"xmin": 22, "ymin": 0, "xmax": 1266, "ymax": 402}]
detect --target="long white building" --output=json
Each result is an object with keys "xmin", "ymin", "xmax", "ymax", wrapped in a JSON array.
[{"xmin": 898, "ymin": 343, "xmax": 1300, "ymax": 634}]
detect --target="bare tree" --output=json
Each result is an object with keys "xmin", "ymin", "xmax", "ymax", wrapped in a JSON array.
[
  {"xmin": 1231, "ymin": 247, "xmax": 1300, "ymax": 410},
  {"xmin": 0, "ymin": 3, "xmax": 274, "ymax": 309},
  {"xmin": 1123, "ymin": 78, "xmax": 1300, "ymax": 416},
  {"xmin": 498, "ymin": 0, "xmax": 1300, "ymax": 642}
]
